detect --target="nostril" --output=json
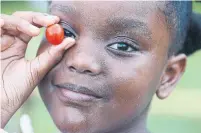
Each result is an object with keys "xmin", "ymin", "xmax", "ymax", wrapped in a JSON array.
[
  {"xmin": 69, "ymin": 66, "xmax": 76, "ymax": 72},
  {"xmin": 84, "ymin": 70, "xmax": 92, "ymax": 74},
  {"xmin": 69, "ymin": 66, "xmax": 92, "ymax": 74}
]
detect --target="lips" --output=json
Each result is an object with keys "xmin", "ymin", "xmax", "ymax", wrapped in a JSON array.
[{"xmin": 54, "ymin": 83, "xmax": 102, "ymax": 104}]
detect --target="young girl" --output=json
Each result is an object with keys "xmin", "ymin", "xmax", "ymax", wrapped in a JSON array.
[{"xmin": 1, "ymin": 1, "xmax": 201, "ymax": 133}]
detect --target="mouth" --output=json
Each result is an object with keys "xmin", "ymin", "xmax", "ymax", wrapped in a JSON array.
[{"xmin": 54, "ymin": 83, "xmax": 102, "ymax": 105}]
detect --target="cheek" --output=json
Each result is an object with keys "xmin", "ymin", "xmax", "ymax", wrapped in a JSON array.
[
  {"xmin": 108, "ymin": 54, "xmax": 163, "ymax": 119},
  {"xmin": 39, "ymin": 77, "xmax": 88, "ymax": 132}
]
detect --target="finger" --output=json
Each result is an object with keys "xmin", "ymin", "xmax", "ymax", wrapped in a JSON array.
[
  {"xmin": 30, "ymin": 37, "xmax": 75, "ymax": 82},
  {"xmin": 0, "ymin": 18, "xmax": 4, "ymax": 27},
  {"xmin": 12, "ymin": 11, "xmax": 60, "ymax": 27},
  {"xmin": 1, "ymin": 38, "xmax": 26, "ymax": 60},
  {"xmin": 0, "ymin": 34, "xmax": 15, "ymax": 52},
  {"xmin": 4, "ymin": 29, "xmax": 31, "ymax": 43},
  {"xmin": 4, "ymin": 29, "xmax": 20, "ymax": 36},
  {"xmin": 1, "ymin": 14, "xmax": 40, "ymax": 36},
  {"xmin": 18, "ymin": 33, "xmax": 31, "ymax": 43},
  {"xmin": 0, "ymin": 18, "xmax": 5, "ymax": 36},
  {"xmin": 0, "ymin": 29, "xmax": 5, "ymax": 36}
]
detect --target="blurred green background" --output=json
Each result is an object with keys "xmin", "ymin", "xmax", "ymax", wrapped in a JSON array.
[{"xmin": 1, "ymin": 1, "xmax": 201, "ymax": 133}]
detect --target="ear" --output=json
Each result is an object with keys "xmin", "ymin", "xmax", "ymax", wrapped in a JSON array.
[{"xmin": 156, "ymin": 54, "xmax": 187, "ymax": 99}]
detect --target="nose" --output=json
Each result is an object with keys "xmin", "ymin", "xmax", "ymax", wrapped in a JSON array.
[{"xmin": 65, "ymin": 43, "xmax": 101, "ymax": 76}]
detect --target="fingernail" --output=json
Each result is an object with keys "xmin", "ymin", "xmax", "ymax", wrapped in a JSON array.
[
  {"xmin": 29, "ymin": 25, "xmax": 40, "ymax": 34},
  {"xmin": 47, "ymin": 15, "xmax": 59, "ymax": 22},
  {"xmin": 64, "ymin": 38, "xmax": 75, "ymax": 50},
  {"xmin": 66, "ymin": 37, "xmax": 75, "ymax": 42}
]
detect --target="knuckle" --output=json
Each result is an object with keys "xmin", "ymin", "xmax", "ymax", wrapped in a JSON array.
[
  {"xmin": 12, "ymin": 11, "xmax": 21, "ymax": 16},
  {"xmin": 1, "ymin": 29, "xmax": 5, "ymax": 35},
  {"xmin": 1, "ymin": 35, "xmax": 16, "ymax": 51},
  {"xmin": 1, "ymin": 34, "xmax": 15, "ymax": 44},
  {"xmin": 49, "ymin": 48, "xmax": 63, "ymax": 62},
  {"xmin": 18, "ymin": 19, "xmax": 30, "ymax": 28},
  {"xmin": 12, "ymin": 11, "xmax": 34, "ymax": 16},
  {"xmin": 8, "ymin": 14, "xmax": 30, "ymax": 28},
  {"xmin": 18, "ymin": 16, "xmax": 28, "ymax": 24},
  {"xmin": 32, "ymin": 14, "xmax": 44, "ymax": 23},
  {"xmin": 32, "ymin": 15, "xmax": 38, "ymax": 22}
]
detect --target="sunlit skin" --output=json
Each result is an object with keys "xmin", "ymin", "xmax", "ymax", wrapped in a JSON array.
[{"xmin": 37, "ymin": 1, "xmax": 185, "ymax": 133}]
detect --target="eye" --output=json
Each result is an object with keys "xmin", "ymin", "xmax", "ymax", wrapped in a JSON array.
[
  {"xmin": 59, "ymin": 20, "xmax": 77, "ymax": 39},
  {"xmin": 64, "ymin": 29, "xmax": 76, "ymax": 39},
  {"xmin": 108, "ymin": 42, "xmax": 137, "ymax": 52},
  {"xmin": 106, "ymin": 36, "xmax": 141, "ymax": 57}
]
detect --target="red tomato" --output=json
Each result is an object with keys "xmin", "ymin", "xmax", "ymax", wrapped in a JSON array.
[{"xmin": 45, "ymin": 24, "xmax": 64, "ymax": 45}]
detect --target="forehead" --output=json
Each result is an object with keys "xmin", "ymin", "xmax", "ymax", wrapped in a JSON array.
[
  {"xmin": 49, "ymin": 1, "xmax": 161, "ymax": 20},
  {"xmin": 49, "ymin": 1, "xmax": 170, "ymax": 47},
  {"xmin": 49, "ymin": 1, "xmax": 166, "ymax": 38}
]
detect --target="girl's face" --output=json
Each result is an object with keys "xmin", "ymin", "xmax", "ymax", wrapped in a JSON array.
[{"xmin": 38, "ymin": 1, "xmax": 178, "ymax": 133}]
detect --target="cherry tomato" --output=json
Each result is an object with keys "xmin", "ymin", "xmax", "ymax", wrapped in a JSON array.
[{"xmin": 45, "ymin": 24, "xmax": 64, "ymax": 45}]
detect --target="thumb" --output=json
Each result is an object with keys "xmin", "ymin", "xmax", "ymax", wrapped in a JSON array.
[{"xmin": 30, "ymin": 37, "xmax": 75, "ymax": 83}]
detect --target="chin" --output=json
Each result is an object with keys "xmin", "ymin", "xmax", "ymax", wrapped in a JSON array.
[{"xmin": 50, "ymin": 105, "xmax": 92, "ymax": 133}]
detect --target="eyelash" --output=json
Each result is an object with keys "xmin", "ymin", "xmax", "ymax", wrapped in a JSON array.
[
  {"xmin": 106, "ymin": 36, "xmax": 141, "ymax": 57},
  {"xmin": 59, "ymin": 21, "xmax": 77, "ymax": 39},
  {"xmin": 58, "ymin": 21, "xmax": 140, "ymax": 57}
]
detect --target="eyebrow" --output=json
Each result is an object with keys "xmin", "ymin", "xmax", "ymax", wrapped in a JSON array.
[
  {"xmin": 107, "ymin": 17, "xmax": 152, "ymax": 39},
  {"xmin": 50, "ymin": 4, "xmax": 152, "ymax": 39},
  {"xmin": 49, "ymin": 4, "xmax": 76, "ymax": 14}
]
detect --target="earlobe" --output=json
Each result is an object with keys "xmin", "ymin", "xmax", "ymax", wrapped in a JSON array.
[{"xmin": 156, "ymin": 54, "xmax": 187, "ymax": 99}]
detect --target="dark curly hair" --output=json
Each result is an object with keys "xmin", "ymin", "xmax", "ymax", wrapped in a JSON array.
[{"xmin": 162, "ymin": 1, "xmax": 201, "ymax": 56}]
